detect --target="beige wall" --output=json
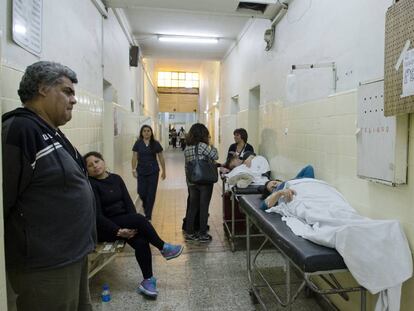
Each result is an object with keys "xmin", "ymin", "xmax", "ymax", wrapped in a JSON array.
[
  {"xmin": 113, "ymin": 105, "xmax": 141, "ymax": 200},
  {"xmin": 158, "ymin": 93, "xmax": 198, "ymax": 112},
  {"xmin": 246, "ymin": 90, "xmax": 414, "ymax": 310}
]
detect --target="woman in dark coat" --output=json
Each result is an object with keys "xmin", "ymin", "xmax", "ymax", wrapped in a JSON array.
[
  {"xmin": 226, "ymin": 128, "xmax": 254, "ymax": 163},
  {"xmin": 84, "ymin": 151, "xmax": 182, "ymax": 298}
]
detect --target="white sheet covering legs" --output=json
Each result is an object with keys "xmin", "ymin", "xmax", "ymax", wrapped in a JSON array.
[{"xmin": 266, "ymin": 178, "xmax": 412, "ymax": 311}]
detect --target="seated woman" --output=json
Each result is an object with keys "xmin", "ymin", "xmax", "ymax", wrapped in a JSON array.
[
  {"xmin": 84, "ymin": 151, "xmax": 183, "ymax": 298},
  {"xmin": 226, "ymin": 128, "xmax": 254, "ymax": 162},
  {"xmin": 260, "ymin": 165, "xmax": 314, "ymax": 210}
]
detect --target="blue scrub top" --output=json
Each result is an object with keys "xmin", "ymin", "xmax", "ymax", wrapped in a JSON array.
[{"xmin": 132, "ymin": 140, "xmax": 163, "ymax": 176}]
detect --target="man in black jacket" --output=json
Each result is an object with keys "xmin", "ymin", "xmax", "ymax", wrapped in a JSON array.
[{"xmin": 2, "ymin": 61, "xmax": 96, "ymax": 311}]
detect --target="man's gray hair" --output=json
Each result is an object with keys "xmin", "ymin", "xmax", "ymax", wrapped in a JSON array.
[{"xmin": 18, "ymin": 61, "xmax": 78, "ymax": 103}]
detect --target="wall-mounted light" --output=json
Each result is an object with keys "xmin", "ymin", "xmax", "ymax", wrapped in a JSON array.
[{"xmin": 158, "ymin": 35, "xmax": 218, "ymax": 44}]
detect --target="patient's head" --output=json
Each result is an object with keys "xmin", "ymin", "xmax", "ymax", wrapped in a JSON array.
[
  {"xmin": 261, "ymin": 180, "xmax": 281, "ymax": 199},
  {"xmin": 228, "ymin": 156, "xmax": 243, "ymax": 170}
]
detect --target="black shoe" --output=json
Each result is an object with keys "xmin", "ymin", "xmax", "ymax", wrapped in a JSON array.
[
  {"xmin": 198, "ymin": 233, "xmax": 212, "ymax": 243},
  {"xmin": 184, "ymin": 233, "xmax": 199, "ymax": 242}
]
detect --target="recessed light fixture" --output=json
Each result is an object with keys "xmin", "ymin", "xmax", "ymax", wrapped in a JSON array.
[{"xmin": 158, "ymin": 35, "xmax": 218, "ymax": 44}]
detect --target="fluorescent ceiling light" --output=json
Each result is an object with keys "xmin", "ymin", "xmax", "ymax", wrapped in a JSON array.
[
  {"xmin": 239, "ymin": 0, "xmax": 277, "ymax": 3},
  {"xmin": 158, "ymin": 35, "xmax": 218, "ymax": 44}
]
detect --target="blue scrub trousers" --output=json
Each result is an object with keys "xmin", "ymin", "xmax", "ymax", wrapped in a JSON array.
[{"xmin": 138, "ymin": 172, "xmax": 159, "ymax": 220}]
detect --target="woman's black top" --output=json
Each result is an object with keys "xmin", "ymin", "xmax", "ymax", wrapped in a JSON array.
[
  {"xmin": 226, "ymin": 142, "xmax": 254, "ymax": 162},
  {"xmin": 89, "ymin": 173, "xmax": 136, "ymax": 238},
  {"xmin": 132, "ymin": 139, "xmax": 163, "ymax": 176}
]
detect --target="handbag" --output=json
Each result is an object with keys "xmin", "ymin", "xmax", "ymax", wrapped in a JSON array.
[{"xmin": 186, "ymin": 144, "xmax": 218, "ymax": 184}]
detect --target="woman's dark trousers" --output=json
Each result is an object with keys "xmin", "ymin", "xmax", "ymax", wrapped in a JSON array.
[
  {"xmin": 101, "ymin": 213, "xmax": 164, "ymax": 279},
  {"xmin": 138, "ymin": 173, "xmax": 159, "ymax": 220},
  {"xmin": 186, "ymin": 184, "xmax": 213, "ymax": 235}
]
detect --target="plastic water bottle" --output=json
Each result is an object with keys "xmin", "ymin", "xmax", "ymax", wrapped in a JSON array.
[{"xmin": 101, "ymin": 284, "xmax": 111, "ymax": 311}]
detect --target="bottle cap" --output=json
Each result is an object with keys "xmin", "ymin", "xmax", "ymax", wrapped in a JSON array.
[{"xmin": 103, "ymin": 283, "xmax": 109, "ymax": 290}]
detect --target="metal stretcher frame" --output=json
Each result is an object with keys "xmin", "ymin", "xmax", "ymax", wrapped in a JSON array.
[
  {"xmin": 221, "ymin": 177, "xmax": 264, "ymax": 251},
  {"xmin": 242, "ymin": 197, "xmax": 367, "ymax": 311}
]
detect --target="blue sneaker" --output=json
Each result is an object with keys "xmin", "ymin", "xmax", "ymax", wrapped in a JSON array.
[
  {"xmin": 161, "ymin": 243, "xmax": 184, "ymax": 260},
  {"xmin": 138, "ymin": 277, "xmax": 158, "ymax": 297}
]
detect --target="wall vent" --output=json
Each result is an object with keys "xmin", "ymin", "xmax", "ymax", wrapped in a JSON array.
[
  {"xmin": 236, "ymin": 1, "xmax": 283, "ymax": 19},
  {"xmin": 237, "ymin": 2, "xmax": 268, "ymax": 13}
]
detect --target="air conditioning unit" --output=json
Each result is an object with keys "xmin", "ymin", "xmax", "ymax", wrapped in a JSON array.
[{"xmin": 237, "ymin": 0, "xmax": 286, "ymax": 19}]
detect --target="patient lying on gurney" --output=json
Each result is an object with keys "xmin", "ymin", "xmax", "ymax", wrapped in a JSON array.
[
  {"xmin": 261, "ymin": 178, "xmax": 412, "ymax": 311},
  {"xmin": 224, "ymin": 152, "xmax": 270, "ymax": 188},
  {"xmin": 259, "ymin": 165, "xmax": 314, "ymax": 209}
]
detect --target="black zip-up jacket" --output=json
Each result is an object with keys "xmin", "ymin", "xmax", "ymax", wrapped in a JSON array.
[
  {"xmin": 89, "ymin": 173, "xmax": 137, "ymax": 241},
  {"xmin": 2, "ymin": 108, "xmax": 96, "ymax": 270}
]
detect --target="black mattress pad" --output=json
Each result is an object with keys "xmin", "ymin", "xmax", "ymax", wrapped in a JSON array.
[
  {"xmin": 233, "ymin": 185, "xmax": 263, "ymax": 195},
  {"xmin": 239, "ymin": 195, "xmax": 346, "ymax": 273}
]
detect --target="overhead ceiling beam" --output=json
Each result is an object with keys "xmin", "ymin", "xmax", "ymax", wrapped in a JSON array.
[{"xmin": 102, "ymin": 2, "xmax": 273, "ymax": 19}]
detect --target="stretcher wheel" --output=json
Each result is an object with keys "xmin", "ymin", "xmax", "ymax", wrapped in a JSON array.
[{"xmin": 249, "ymin": 289, "xmax": 259, "ymax": 304}]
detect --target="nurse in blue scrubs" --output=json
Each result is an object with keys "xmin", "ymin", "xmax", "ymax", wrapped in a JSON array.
[{"xmin": 132, "ymin": 125, "xmax": 166, "ymax": 220}]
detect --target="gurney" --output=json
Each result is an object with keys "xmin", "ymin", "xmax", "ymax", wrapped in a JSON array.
[
  {"xmin": 239, "ymin": 194, "xmax": 367, "ymax": 311},
  {"xmin": 221, "ymin": 175, "xmax": 264, "ymax": 252}
]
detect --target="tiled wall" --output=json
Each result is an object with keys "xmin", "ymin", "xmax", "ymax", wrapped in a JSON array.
[
  {"xmin": 61, "ymin": 91, "xmax": 104, "ymax": 155},
  {"xmin": 0, "ymin": 64, "xmax": 105, "ymax": 156},
  {"xmin": 113, "ymin": 108, "xmax": 141, "ymax": 201}
]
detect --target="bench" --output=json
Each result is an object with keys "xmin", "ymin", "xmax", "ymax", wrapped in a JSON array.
[
  {"xmin": 221, "ymin": 176, "xmax": 264, "ymax": 251},
  {"xmin": 239, "ymin": 194, "xmax": 367, "ymax": 311},
  {"xmin": 88, "ymin": 240, "xmax": 126, "ymax": 279}
]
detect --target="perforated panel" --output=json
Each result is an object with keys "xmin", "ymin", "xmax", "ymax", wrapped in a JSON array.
[
  {"xmin": 357, "ymin": 79, "xmax": 408, "ymax": 185},
  {"xmin": 384, "ymin": 0, "xmax": 414, "ymax": 116}
]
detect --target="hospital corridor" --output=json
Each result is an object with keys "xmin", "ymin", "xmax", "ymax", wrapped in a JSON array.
[
  {"xmin": 1, "ymin": 0, "xmax": 414, "ymax": 311},
  {"xmin": 88, "ymin": 149, "xmax": 324, "ymax": 311}
]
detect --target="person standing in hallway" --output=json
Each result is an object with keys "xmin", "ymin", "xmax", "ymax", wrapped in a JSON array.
[
  {"xmin": 178, "ymin": 127, "xmax": 186, "ymax": 151},
  {"xmin": 171, "ymin": 127, "xmax": 178, "ymax": 148},
  {"xmin": 132, "ymin": 124, "xmax": 166, "ymax": 220},
  {"xmin": 2, "ymin": 61, "xmax": 96, "ymax": 311},
  {"xmin": 226, "ymin": 128, "xmax": 254, "ymax": 162},
  {"xmin": 84, "ymin": 152, "xmax": 183, "ymax": 298},
  {"xmin": 184, "ymin": 123, "xmax": 218, "ymax": 242}
]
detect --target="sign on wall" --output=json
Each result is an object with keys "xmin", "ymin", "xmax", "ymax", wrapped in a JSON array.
[
  {"xmin": 402, "ymin": 48, "xmax": 414, "ymax": 97},
  {"xmin": 12, "ymin": 0, "xmax": 42, "ymax": 56}
]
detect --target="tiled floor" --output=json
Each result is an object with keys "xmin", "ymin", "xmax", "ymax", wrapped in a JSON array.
[{"xmin": 89, "ymin": 149, "xmax": 325, "ymax": 311}]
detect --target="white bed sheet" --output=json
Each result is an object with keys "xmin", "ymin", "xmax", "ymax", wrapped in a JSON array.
[{"xmin": 266, "ymin": 178, "xmax": 412, "ymax": 311}]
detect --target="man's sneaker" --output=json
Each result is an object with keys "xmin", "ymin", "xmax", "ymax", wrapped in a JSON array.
[
  {"xmin": 161, "ymin": 243, "xmax": 184, "ymax": 260},
  {"xmin": 184, "ymin": 233, "xmax": 199, "ymax": 242},
  {"xmin": 198, "ymin": 233, "xmax": 212, "ymax": 243},
  {"xmin": 138, "ymin": 277, "xmax": 158, "ymax": 297}
]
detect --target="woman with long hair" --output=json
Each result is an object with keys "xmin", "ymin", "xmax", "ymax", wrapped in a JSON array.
[
  {"xmin": 84, "ymin": 151, "xmax": 182, "ymax": 298},
  {"xmin": 184, "ymin": 123, "xmax": 218, "ymax": 243},
  {"xmin": 132, "ymin": 125, "xmax": 166, "ymax": 220}
]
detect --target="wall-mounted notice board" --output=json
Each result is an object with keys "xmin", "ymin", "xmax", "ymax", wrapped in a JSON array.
[
  {"xmin": 384, "ymin": 0, "xmax": 414, "ymax": 116},
  {"xmin": 357, "ymin": 79, "xmax": 408, "ymax": 186}
]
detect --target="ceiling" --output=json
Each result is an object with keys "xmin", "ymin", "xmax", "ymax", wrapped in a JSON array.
[{"xmin": 103, "ymin": 0, "xmax": 280, "ymax": 61}]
